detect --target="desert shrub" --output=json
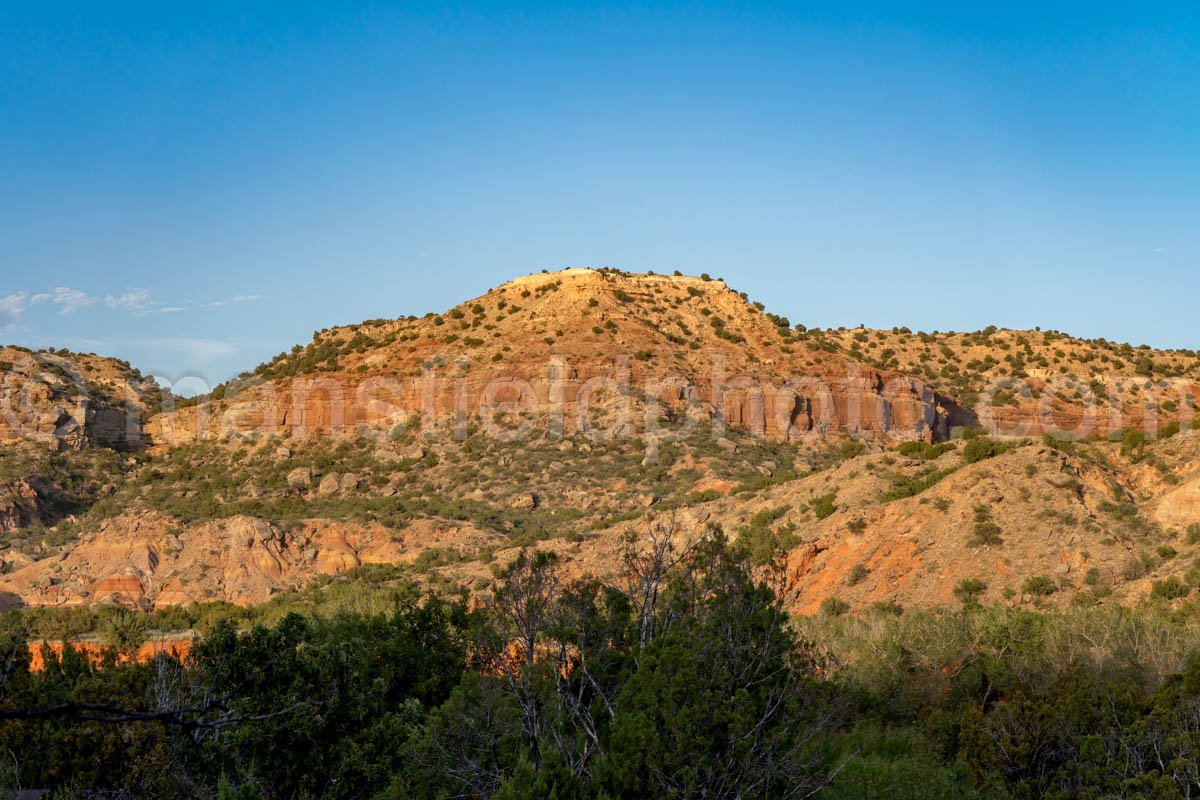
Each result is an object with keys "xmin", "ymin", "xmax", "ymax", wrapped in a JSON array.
[
  {"xmin": 735, "ymin": 505, "xmax": 796, "ymax": 565},
  {"xmin": 896, "ymin": 441, "xmax": 956, "ymax": 460},
  {"xmin": 810, "ymin": 491, "xmax": 838, "ymax": 520},
  {"xmin": 1022, "ymin": 575, "xmax": 1057, "ymax": 596},
  {"xmin": 839, "ymin": 440, "xmax": 866, "ymax": 459},
  {"xmin": 820, "ymin": 597, "xmax": 849, "ymax": 617},
  {"xmin": 1120, "ymin": 428, "xmax": 1147, "ymax": 459},
  {"xmin": 1150, "ymin": 576, "xmax": 1190, "ymax": 600},
  {"xmin": 968, "ymin": 505, "xmax": 1003, "ymax": 547},
  {"xmin": 953, "ymin": 578, "xmax": 988, "ymax": 605},
  {"xmin": 962, "ymin": 436, "xmax": 999, "ymax": 463},
  {"xmin": 880, "ymin": 467, "xmax": 958, "ymax": 502},
  {"xmin": 413, "ymin": 547, "xmax": 464, "ymax": 572}
]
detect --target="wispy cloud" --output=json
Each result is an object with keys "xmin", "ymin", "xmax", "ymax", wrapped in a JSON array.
[
  {"xmin": 48, "ymin": 286, "xmax": 98, "ymax": 314},
  {"xmin": 201, "ymin": 293, "xmax": 266, "ymax": 308},
  {"xmin": 105, "ymin": 288, "xmax": 157, "ymax": 313},
  {"xmin": 0, "ymin": 292, "xmax": 30, "ymax": 328},
  {"xmin": 2, "ymin": 286, "xmax": 264, "ymax": 326}
]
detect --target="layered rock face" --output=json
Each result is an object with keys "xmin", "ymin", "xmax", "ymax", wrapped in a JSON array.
[
  {"xmin": 0, "ymin": 479, "xmax": 41, "ymax": 533},
  {"xmin": 815, "ymin": 326, "xmax": 1200, "ymax": 441},
  {"xmin": 0, "ymin": 348, "xmax": 158, "ymax": 450},
  {"xmin": 148, "ymin": 269, "xmax": 961, "ymax": 446},
  {"xmin": 0, "ymin": 511, "xmax": 499, "ymax": 609},
  {"xmin": 150, "ymin": 366, "xmax": 959, "ymax": 444}
]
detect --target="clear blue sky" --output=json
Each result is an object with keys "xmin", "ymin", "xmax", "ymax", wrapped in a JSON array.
[{"xmin": 2, "ymin": 2, "xmax": 1197, "ymax": 392}]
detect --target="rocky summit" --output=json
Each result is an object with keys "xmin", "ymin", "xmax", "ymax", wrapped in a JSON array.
[{"xmin": 3, "ymin": 267, "xmax": 1200, "ymax": 614}]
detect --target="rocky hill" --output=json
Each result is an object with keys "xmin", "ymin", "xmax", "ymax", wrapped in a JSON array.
[
  {"xmin": 148, "ymin": 268, "xmax": 963, "ymax": 446},
  {"xmin": 0, "ymin": 348, "xmax": 161, "ymax": 573},
  {"xmin": 2, "ymin": 269, "xmax": 1199, "ymax": 617},
  {"xmin": 0, "ymin": 345, "xmax": 163, "ymax": 450},
  {"xmin": 814, "ymin": 325, "xmax": 1200, "ymax": 438}
]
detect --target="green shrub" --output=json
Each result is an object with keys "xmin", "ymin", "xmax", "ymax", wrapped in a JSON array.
[
  {"xmin": 953, "ymin": 578, "xmax": 988, "ymax": 605},
  {"xmin": 1120, "ymin": 428, "xmax": 1147, "ymax": 459},
  {"xmin": 963, "ymin": 436, "xmax": 999, "ymax": 463},
  {"xmin": 735, "ymin": 506, "xmax": 795, "ymax": 565},
  {"xmin": 820, "ymin": 597, "xmax": 849, "ymax": 617},
  {"xmin": 880, "ymin": 468, "xmax": 958, "ymax": 502},
  {"xmin": 839, "ymin": 440, "xmax": 866, "ymax": 459},
  {"xmin": 968, "ymin": 505, "xmax": 1002, "ymax": 547},
  {"xmin": 810, "ymin": 491, "xmax": 838, "ymax": 520},
  {"xmin": 1022, "ymin": 575, "xmax": 1057, "ymax": 596},
  {"xmin": 1150, "ymin": 576, "xmax": 1190, "ymax": 600},
  {"xmin": 896, "ymin": 440, "xmax": 956, "ymax": 460}
]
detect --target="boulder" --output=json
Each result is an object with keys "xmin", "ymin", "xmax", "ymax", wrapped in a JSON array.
[
  {"xmin": 286, "ymin": 467, "xmax": 313, "ymax": 490},
  {"xmin": 510, "ymin": 493, "xmax": 538, "ymax": 510}
]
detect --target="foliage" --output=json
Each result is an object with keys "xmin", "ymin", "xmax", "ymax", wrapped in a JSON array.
[
  {"xmin": 962, "ymin": 436, "xmax": 1001, "ymax": 463},
  {"xmin": 14, "ymin": 539, "xmax": 1200, "ymax": 797},
  {"xmin": 810, "ymin": 491, "xmax": 838, "ymax": 520}
]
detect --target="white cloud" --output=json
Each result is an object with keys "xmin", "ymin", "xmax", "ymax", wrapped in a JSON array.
[
  {"xmin": 50, "ymin": 286, "xmax": 97, "ymax": 314},
  {"xmin": 105, "ymin": 288, "xmax": 156, "ymax": 313},
  {"xmin": 201, "ymin": 293, "xmax": 266, "ymax": 309},
  {"xmin": 0, "ymin": 292, "xmax": 30, "ymax": 328},
  {"xmin": 3, "ymin": 286, "xmax": 262, "ymax": 324}
]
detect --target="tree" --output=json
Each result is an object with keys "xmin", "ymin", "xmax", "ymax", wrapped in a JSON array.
[
  {"xmin": 595, "ymin": 531, "xmax": 834, "ymax": 799},
  {"xmin": 483, "ymin": 549, "xmax": 564, "ymax": 771}
]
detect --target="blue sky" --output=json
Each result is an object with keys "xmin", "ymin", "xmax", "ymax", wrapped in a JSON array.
[{"xmin": 1, "ymin": 2, "xmax": 1197, "ymax": 392}]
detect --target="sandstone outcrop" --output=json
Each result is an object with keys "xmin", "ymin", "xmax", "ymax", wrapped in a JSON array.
[
  {"xmin": 0, "ymin": 346, "xmax": 161, "ymax": 450},
  {"xmin": 146, "ymin": 269, "xmax": 962, "ymax": 447},
  {"xmin": 0, "ymin": 511, "xmax": 502, "ymax": 609}
]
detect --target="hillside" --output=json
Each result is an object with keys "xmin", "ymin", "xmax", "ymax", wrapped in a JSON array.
[
  {"xmin": 148, "ymin": 268, "xmax": 961, "ymax": 446},
  {"xmin": 0, "ymin": 348, "xmax": 162, "ymax": 571},
  {"xmin": 2, "ymin": 269, "xmax": 1200, "ymax": 616},
  {"xmin": 816, "ymin": 325, "xmax": 1200, "ymax": 437},
  {"xmin": 0, "ymin": 345, "xmax": 163, "ymax": 450}
]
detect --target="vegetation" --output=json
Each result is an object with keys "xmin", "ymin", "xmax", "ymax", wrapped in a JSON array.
[{"xmin": 0, "ymin": 531, "xmax": 838, "ymax": 798}]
